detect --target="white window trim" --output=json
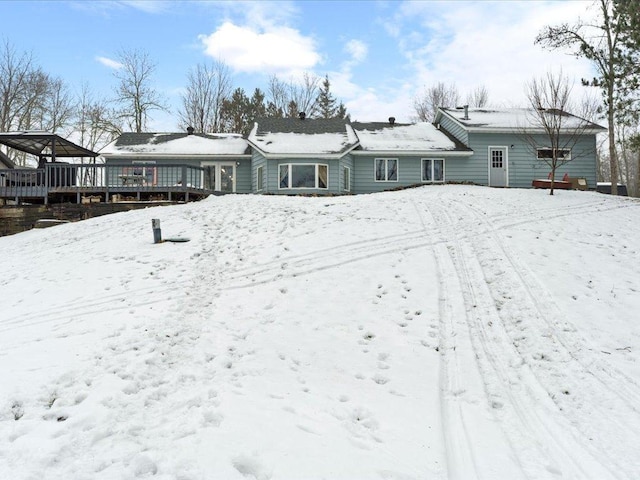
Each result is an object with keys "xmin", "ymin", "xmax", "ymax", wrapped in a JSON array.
[
  {"xmin": 487, "ymin": 146, "xmax": 509, "ymax": 187},
  {"xmin": 256, "ymin": 165, "xmax": 264, "ymax": 191},
  {"xmin": 278, "ymin": 163, "xmax": 329, "ymax": 190},
  {"xmin": 201, "ymin": 161, "xmax": 237, "ymax": 192},
  {"xmin": 421, "ymin": 158, "xmax": 445, "ymax": 183},
  {"xmin": 374, "ymin": 158, "xmax": 399, "ymax": 182},
  {"xmin": 343, "ymin": 166, "xmax": 351, "ymax": 192},
  {"xmin": 536, "ymin": 148, "xmax": 572, "ymax": 161}
]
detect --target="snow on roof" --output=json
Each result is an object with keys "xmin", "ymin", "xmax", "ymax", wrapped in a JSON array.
[
  {"xmin": 248, "ymin": 119, "xmax": 358, "ymax": 156},
  {"xmin": 100, "ymin": 133, "xmax": 249, "ymax": 156},
  {"xmin": 440, "ymin": 107, "xmax": 606, "ymax": 131},
  {"xmin": 352, "ymin": 122, "xmax": 459, "ymax": 152}
]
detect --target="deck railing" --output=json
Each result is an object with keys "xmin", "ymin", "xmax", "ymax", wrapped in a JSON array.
[{"xmin": 0, "ymin": 163, "xmax": 211, "ymax": 201}]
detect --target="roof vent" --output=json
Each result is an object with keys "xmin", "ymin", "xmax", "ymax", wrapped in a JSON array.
[
  {"xmin": 455, "ymin": 105, "xmax": 469, "ymax": 120},
  {"xmin": 388, "ymin": 117, "xmax": 396, "ymax": 125},
  {"xmin": 299, "ymin": 112, "xmax": 306, "ymax": 120},
  {"xmin": 187, "ymin": 126, "xmax": 194, "ymax": 135}
]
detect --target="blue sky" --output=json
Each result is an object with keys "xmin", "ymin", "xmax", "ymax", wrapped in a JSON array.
[{"xmin": 2, "ymin": 0, "xmax": 597, "ymax": 131}]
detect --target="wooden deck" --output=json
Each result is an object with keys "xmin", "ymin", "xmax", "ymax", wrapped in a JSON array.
[{"xmin": 0, "ymin": 163, "xmax": 214, "ymax": 204}]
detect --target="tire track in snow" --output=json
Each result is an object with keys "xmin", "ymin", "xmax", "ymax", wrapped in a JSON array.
[
  {"xmin": 462, "ymin": 198, "xmax": 640, "ymax": 409},
  {"xmin": 411, "ymin": 199, "xmax": 514, "ymax": 480},
  {"xmin": 413, "ymin": 193, "xmax": 617, "ymax": 480},
  {"xmin": 446, "ymin": 196, "xmax": 640, "ymax": 477}
]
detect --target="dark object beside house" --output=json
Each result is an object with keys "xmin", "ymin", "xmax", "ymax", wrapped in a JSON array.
[{"xmin": 596, "ymin": 183, "xmax": 628, "ymax": 196}]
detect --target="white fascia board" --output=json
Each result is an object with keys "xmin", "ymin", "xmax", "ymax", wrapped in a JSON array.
[
  {"xmin": 351, "ymin": 149, "xmax": 473, "ymax": 157},
  {"xmin": 465, "ymin": 127, "xmax": 605, "ymax": 135}
]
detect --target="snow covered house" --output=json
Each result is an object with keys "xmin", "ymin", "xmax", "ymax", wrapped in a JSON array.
[
  {"xmin": 99, "ymin": 108, "xmax": 605, "ymax": 196},
  {"xmin": 246, "ymin": 114, "xmax": 473, "ymax": 194},
  {"xmin": 434, "ymin": 107, "xmax": 606, "ymax": 189},
  {"xmin": 100, "ymin": 131, "xmax": 251, "ymax": 195}
]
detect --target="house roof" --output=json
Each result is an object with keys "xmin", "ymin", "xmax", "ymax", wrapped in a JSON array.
[
  {"xmin": 0, "ymin": 150, "xmax": 15, "ymax": 169},
  {"xmin": 0, "ymin": 131, "xmax": 99, "ymax": 158},
  {"xmin": 351, "ymin": 121, "xmax": 471, "ymax": 154},
  {"xmin": 100, "ymin": 132, "xmax": 251, "ymax": 156},
  {"xmin": 437, "ymin": 107, "xmax": 606, "ymax": 133},
  {"xmin": 248, "ymin": 117, "xmax": 359, "ymax": 157}
]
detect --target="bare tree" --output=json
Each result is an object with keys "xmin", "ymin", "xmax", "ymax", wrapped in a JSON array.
[
  {"xmin": 266, "ymin": 72, "xmax": 320, "ymax": 118},
  {"xmin": 290, "ymin": 72, "xmax": 320, "ymax": 117},
  {"xmin": 38, "ymin": 77, "xmax": 74, "ymax": 134},
  {"xmin": 535, "ymin": 0, "xmax": 640, "ymax": 195},
  {"xmin": 0, "ymin": 40, "xmax": 35, "ymax": 134},
  {"xmin": 466, "ymin": 85, "xmax": 489, "ymax": 108},
  {"xmin": 266, "ymin": 75, "xmax": 289, "ymax": 117},
  {"xmin": 413, "ymin": 82, "xmax": 460, "ymax": 122},
  {"xmin": 522, "ymin": 71, "xmax": 599, "ymax": 195},
  {"xmin": 75, "ymin": 83, "xmax": 122, "ymax": 153},
  {"xmin": 0, "ymin": 40, "xmax": 75, "ymax": 165},
  {"xmin": 178, "ymin": 61, "xmax": 232, "ymax": 133},
  {"xmin": 112, "ymin": 48, "xmax": 168, "ymax": 133}
]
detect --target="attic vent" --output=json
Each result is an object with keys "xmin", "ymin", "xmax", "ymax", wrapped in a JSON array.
[
  {"xmin": 388, "ymin": 117, "xmax": 396, "ymax": 125},
  {"xmin": 187, "ymin": 126, "xmax": 194, "ymax": 135},
  {"xmin": 299, "ymin": 112, "xmax": 306, "ymax": 120}
]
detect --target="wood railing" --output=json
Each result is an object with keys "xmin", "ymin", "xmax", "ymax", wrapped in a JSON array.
[{"xmin": 0, "ymin": 163, "xmax": 211, "ymax": 202}]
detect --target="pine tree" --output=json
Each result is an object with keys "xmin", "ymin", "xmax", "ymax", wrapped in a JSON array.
[{"xmin": 315, "ymin": 75, "xmax": 339, "ymax": 118}]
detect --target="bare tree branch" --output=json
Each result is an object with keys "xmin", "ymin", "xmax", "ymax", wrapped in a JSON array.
[{"xmin": 112, "ymin": 48, "xmax": 168, "ymax": 133}]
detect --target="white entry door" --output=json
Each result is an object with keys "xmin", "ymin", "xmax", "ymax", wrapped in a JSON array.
[
  {"xmin": 206, "ymin": 163, "xmax": 236, "ymax": 193},
  {"xmin": 489, "ymin": 147, "xmax": 508, "ymax": 187}
]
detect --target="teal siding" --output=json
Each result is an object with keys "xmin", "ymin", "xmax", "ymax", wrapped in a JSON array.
[
  {"xmin": 352, "ymin": 155, "xmax": 449, "ymax": 194},
  {"xmin": 437, "ymin": 115, "xmax": 469, "ymax": 145},
  {"xmin": 252, "ymin": 151, "xmax": 267, "ymax": 192},
  {"xmin": 235, "ymin": 158, "xmax": 252, "ymax": 193},
  {"xmin": 461, "ymin": 133, "xmax": 598, "ymax": 188},
  {"xmin": 340, "ymin": 155, "xmax": 354, "ymax": 193}
]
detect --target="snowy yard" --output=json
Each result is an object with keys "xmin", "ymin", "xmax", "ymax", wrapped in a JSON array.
[{"xmin": 1, "ymin": 185, "xmax": 639, "ymax": 479}]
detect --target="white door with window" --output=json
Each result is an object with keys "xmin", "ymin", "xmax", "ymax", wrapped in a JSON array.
[
  {"xmin": 489, "ymin": 147, "xmax": 508, "ymax": 187},
  {"xmin": 204, "ymin": 163, "xmax": 236, "ymax": 193}
]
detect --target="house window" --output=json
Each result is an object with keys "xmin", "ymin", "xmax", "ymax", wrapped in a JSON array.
[
  {"xmin": 279, "ymin": 164, "xmax": 328, "ymax": 189},
  {"xmin": 375, "ymin": 158, "xmax": 398, "ymax": 181},
  {"xmin": 256, "ymin": 165, "xmax": 264, "ymax": 191},
  {"xmin": 537, "ymin": 148, "xmax": 571, "ymax": 161},
  {"xmin": 422, "ymin": 159, "xmax": 444, "ymax": 182},
  {"xmin": 343, "ymin": 166, "xmax": 351, "ymax": 191},
  {"xmin": 491, "ymin": 150, "xmax": 503, "ymax": 168}
]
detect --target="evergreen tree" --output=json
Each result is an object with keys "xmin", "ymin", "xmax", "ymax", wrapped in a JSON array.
[
  {"xmin": 220, "ymin": 87, "xmax": 266, "ymax": 136},
  {"xmin": 220, "ymin": 88, "xmax": 249, "ymax": 134},
  {"xmin": 314, "ymin": 75, "xmax": 347, "ymax": 119}
]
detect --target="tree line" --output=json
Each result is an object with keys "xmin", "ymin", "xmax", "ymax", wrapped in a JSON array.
[{"xmin": 0, "ymin": 40, "xmax": 347, "ymax": 165}]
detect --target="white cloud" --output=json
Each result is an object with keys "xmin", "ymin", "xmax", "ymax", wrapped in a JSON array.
[
  {"xmin": 96, "ymin": 56, "xmax": 123, "ymax": 70},
  {"xmin": 199, "ymin": 22, "xmax": 321, "ymax": 75},
  {"xmin": 391, "ymin": 1, "xmax": 598, "ymax": 108},
  {"xmin": 345, "ymin": 39, "xmax": 368, "ymax": 64}
]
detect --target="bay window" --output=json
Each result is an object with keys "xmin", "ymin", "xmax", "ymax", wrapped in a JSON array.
[{"xmin": 279, "ymin": 164, "xmax": 328, "ymax": 189}]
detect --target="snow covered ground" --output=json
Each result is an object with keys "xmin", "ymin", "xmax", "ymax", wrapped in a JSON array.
[{"xmin": 1, "ymin": 185, "xmax": 639, "ymax": 480}]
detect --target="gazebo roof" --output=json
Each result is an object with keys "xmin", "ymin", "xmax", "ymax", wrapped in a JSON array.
[{"xmin": 0, "ymin": 131, "xmax": 98, "ymax": 158}]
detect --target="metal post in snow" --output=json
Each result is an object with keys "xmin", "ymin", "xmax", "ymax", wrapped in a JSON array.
[{"xmin": 152, "ymin": 218, "xmax": 162, "ymax": 244}]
